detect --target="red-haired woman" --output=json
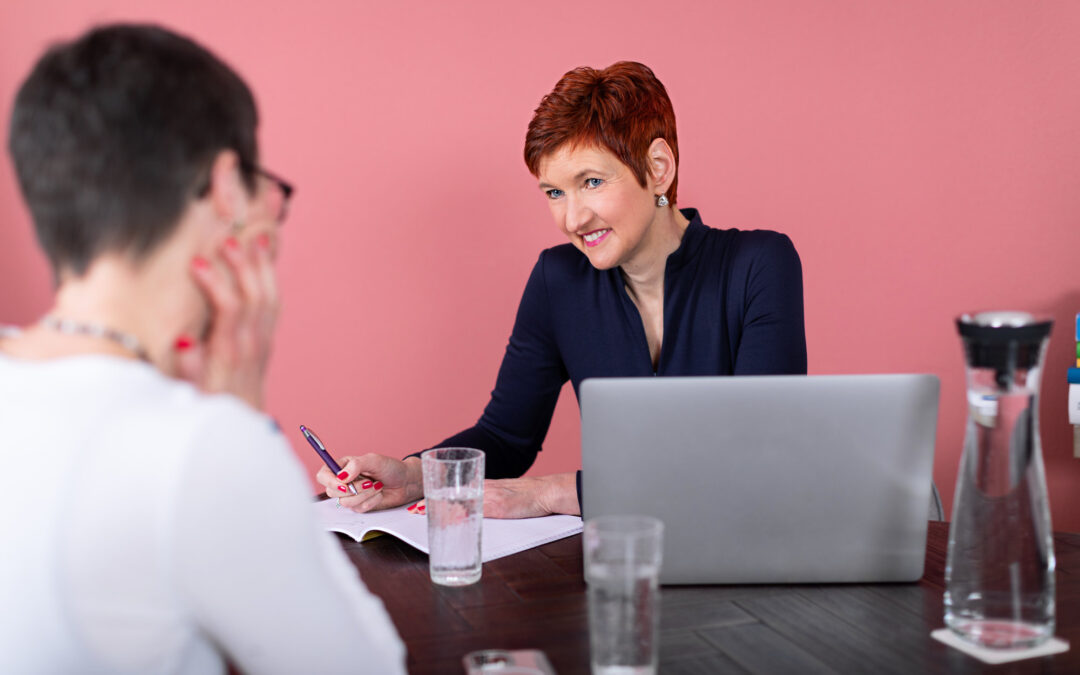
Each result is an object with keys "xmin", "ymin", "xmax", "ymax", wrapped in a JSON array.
[{"xmin": 317, "ymin": 62, "xmax": 807, "ymax": 517}]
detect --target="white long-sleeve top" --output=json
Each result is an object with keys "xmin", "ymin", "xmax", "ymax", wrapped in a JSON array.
[{"xmin": 0, "ymin": 354, "xmax": 406, "ymax": 674}]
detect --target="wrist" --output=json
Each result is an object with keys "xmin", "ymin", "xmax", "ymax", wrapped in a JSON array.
[
  {"xmin": 403, "ymin": 456, "xmax": 424, "ymax": 501},
  {"xmin": 539, "ymin": 472, "xmax": 580, "ymax": 516}
]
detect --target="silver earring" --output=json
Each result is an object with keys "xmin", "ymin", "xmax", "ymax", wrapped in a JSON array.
[{"xmin": 656, "ymin": 194, "xmax": 669, "ymax": 208}]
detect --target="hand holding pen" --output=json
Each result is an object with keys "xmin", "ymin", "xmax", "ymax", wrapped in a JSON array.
[
  {"xmin": 301, "ymin": 425, "xmax": 362, "ymax": 496},
  {"xmin": 307, "ymin": 427, "xmax": 426, "ymax": 513}
]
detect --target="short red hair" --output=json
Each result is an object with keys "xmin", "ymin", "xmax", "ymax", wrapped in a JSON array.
[{"xmin": 524, "ymin": 61, "xmax": 679, "ymax": 204}]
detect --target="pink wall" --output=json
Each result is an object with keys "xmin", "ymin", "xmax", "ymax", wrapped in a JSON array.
[{"xmin": 3, "ymin": 1, "xmax": 1080, "ymax": 531}]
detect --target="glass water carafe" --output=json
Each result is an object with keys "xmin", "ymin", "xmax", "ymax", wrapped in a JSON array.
[{"xmin": 945, "ymin": 311, "xmax": 1055, "ymax": 648}]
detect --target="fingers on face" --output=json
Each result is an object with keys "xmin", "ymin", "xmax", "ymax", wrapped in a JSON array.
[
  {"xmin": 252, "ymin": 234, "xmax": 280, "ymax": 318},
  {"xmin": 191, "ymin": 237, "xmax": 279, "ymax": 335},
  {"xmin": 190, "ymin": 254, "xmax": 241, "ymax": 342},
  {"xmin": 221, "ymin": 237, "xmax": 280, "ymax": 345},
  {"xmin": 221, "ymin": 237, "xmax": 263, "ymax": 318},
  {"xmin": 230, "ymin": 235, "xmax": 277, "ymax": 307},
  {"xmin": 243, "ymin": 232, "xmax": 280, "ymax": 326}
]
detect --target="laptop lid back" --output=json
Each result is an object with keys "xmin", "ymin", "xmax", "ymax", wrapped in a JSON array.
[{"xmin": 580, "ymin": 374, "xmax": 940, "ymax": 584}]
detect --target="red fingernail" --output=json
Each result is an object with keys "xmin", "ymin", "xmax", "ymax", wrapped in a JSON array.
[
  {"xmin": 361, "ymin": 481, "xmax": 373, "ymax": 490},
  {"xmin": 337, "ymin": 471, "xmax": 348, "ymax": 480},
  {"xmin": 418, "ymin": 505, "xmax": 426, "ymax": 512},
  {"xmin": 337, "ymin": 485, "xmax": 348, "ymax": 493},
  {"xmin": 174, "ymin": 335, "xmax": 194, "ymax": 351},
  {"xmin": 224, "ymin": 236, "xmax": 240, "ymax": 251},
  {"xmin": 407, "ymin": 503, "xmax": 415, "ymax": 511},
  {"xmin": 373, "ymin": 481, "xmax": 384, "ymax": 490},
  {"xmin": 257, "ymin": 233, "xmax": 271, "ymax": 250},
  {"xmin": 192, "ymin": 256, "xmax": 210, "ymax": 271}
]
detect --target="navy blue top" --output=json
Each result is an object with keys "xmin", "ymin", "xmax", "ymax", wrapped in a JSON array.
[{"xmin": 428, "ymin": 208, "xmax": 807, "ymax": 481}]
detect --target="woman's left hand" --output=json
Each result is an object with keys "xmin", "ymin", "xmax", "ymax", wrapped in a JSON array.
[
  {"xmin": 408, "ymin": 472, "xmax": 581, "ymax": 519},
  {"xmin": 176, "ymin": 233, "xmax": 278, "ymax": 410}
]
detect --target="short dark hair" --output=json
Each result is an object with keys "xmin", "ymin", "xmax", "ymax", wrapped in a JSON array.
[{"xmin": 7, "ymin": 23, "xmax": 259, "ymax": 276}]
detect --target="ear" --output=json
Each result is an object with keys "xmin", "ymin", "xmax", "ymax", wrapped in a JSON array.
[
  {"xmin": 646, "ymin": 138, "xmax": 677, "ymax": 195},
  {"xmin": 205, "ymin": 150, "xmax": 249, "ymax": 225}
]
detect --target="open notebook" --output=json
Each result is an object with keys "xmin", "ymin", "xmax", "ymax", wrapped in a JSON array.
[{"xmin": 314, "ymin": 500, "xmax": 583, "ymax": 563}]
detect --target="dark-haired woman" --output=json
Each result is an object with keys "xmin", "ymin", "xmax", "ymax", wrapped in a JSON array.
[
  {"xmin": 317, "ymin": 61, "xmax": 807, "ymax": 519},
  {"xmin": 0, "ymin": 24, "xmax": 405, "ymax": 673}
]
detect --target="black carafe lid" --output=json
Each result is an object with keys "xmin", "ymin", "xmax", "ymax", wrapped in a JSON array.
[{"xmin": 956, "ymin": 311, "xmax": 1052, "ymax": 388}]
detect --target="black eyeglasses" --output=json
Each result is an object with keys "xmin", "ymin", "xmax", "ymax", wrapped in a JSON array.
[
  {"xmin": 245, "ymin": 163, "xmax": 295, "ymax": 224},
  {"xmin": 195, "ymin": 161, "xmax": 295, "ymax": 224}
]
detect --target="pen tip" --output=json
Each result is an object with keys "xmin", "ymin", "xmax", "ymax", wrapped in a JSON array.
[{"xmin": 299, "ymin": 424, "xmax": 307, "ymax": 432}]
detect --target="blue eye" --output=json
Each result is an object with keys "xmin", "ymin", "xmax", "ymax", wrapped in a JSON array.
[
  {"xmin": 546, "ymin": 189, "xmax": 564, "ymax": 200},
  {"xmin": 585, "ymin": 178, "xmax": 603, "ymax": 188}
]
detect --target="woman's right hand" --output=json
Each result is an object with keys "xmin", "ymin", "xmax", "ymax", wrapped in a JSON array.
[
  {"xmin": 175, "ymin": 233, "xmax": 278, "ymax": 410},
  {"xmin": 316, "ymin": 455, "xmax": 424, "ymax": 513}
]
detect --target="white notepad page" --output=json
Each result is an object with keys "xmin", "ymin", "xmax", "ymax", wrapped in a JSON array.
[{"xmin": 314, "ymin": 500, "xmax": 583, "ymax": 563}]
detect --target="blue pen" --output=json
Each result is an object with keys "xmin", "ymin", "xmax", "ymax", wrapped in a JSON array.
[{"xmin": 300, "ymin": 425, "xmax": 358, "ymax": 496}]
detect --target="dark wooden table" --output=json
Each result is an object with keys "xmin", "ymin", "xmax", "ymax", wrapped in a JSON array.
[{"xmin": 337, "ymin": 522, "xmax": 1079, "ymax": 674}]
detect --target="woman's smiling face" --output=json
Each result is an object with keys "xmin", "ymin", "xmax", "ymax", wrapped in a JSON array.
[{"xmin": 537, "ymin": 144, "xmax": 660, "ymax": 271}]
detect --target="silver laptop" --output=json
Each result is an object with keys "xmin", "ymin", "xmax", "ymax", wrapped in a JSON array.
[{"xmin": 580, "ymin": 374, "xmax": 940, "ymax": 584}]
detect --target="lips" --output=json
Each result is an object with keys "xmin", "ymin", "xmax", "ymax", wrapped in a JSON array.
[{"xmin": 583, "ymin": 229, "xmax": 611, "ymax": 247}]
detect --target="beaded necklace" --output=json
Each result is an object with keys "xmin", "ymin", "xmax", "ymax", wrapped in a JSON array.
[{"xmin": 39, "ymin": 315, "xmax": 150, "ymax": 361}]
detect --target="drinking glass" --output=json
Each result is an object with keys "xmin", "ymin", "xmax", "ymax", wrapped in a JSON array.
[
  {"xmin": 421, "ymin": 447, "xmax": 484, "ymax": 586},
  {"xmin": 583, "ymin": 515, "xmax": 663, "ymax": 675}
]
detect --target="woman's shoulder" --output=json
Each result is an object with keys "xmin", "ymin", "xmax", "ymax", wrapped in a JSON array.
[
  {"xmin": 50, "ymin": 359, "xmax": 285, "ymax": 463},
  {"xmin": 116, "ymin": 371, "xmax": 296, "ymax": 502},
  {"xmin": 85, "ymin": 358, "xmax": 267, "ymax": 425},
  {"xmin": 537, "ymin": 241, "xmax": 589, "ymax": 269},
  {"xmin": 136, "ymin": 372, "xmax": 282, "ymax": 452},
  {"xmin": 526, "ymin": 243, "xmax": 616, "ymax": 307},
  {"xmin": 531, "ymin": 242, "xmax": 602, "ymax": 285},
  {"xmin": 696, "ymin": 222, "xmax": 800, "ymax": 267},
  {"xmin": 700, "ymin": 221, "xmax": 796, "ymax": 249}
]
